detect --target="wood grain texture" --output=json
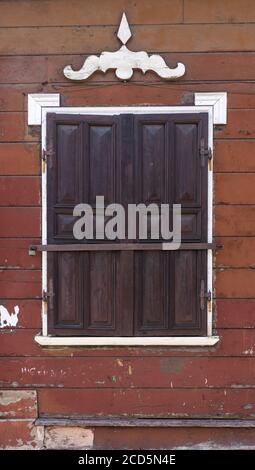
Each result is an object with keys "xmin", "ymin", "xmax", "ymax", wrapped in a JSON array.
[
  {"xmin": 1, "ymin": 0, "xmax": 255, "ymax": 437},
  {"xmin": 184, "ymin": 0, "xmax": 255, "ymax": 23},
  {"xmin": 38, "ymin": 388, "xmax": 255, "ymax": 417},
  {"xmin": 214, "ymin": 140, "xmax": 255, "ymax": 173},
  {"xmin": 0, "ymin": 177, "xmax": 40, "ymax": 206},
  {"xmin": 2, "ymin": 356, "xmax": 255, "ymax": 388},
  {"xmin": 1, "ymin": 328, "xmax": 255, "ymax": 357},
  {"xmin": 93, "ymin": 425, "xmax": 255, "ymax": 449},
  {"xmin": 215, "ymin": 206, "xmax": 255, "ymax": 236},
  {"xmin": 215, "ymin": 238, "xmax": 255, "ymax": 268},
  {"xmin": 0, "ymin": 143, "xmax": 40, "ymax": 175},
  {"xmin": 0, "ymin": 208, "xmax": 40, "ymax": 237},
  {"xmin": 216, "ymin": 299, "xmax": 255, "ymax": 328},
  {"xmin": 0, "ymin": 0, "xmax": 183, "ymax": 27},
  {"xmin": 1, "ymin": 25, "xmax": 255, "ymax": 55},
  {"xmin": 0, "ymin": 239, "xmax": 41, "ymax": 269},
  {"xmin": 0, "ymin": 270, "xmax": 41, "ymax": 299}
]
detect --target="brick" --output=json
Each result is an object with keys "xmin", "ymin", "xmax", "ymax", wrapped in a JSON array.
[{"xmin": 44, "ymin": 426, "xmax": 93, "ymax": 449}]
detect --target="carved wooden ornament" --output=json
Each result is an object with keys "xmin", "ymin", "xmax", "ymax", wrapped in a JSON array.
[{"xmin": 63, "ymin": 13, "xmax": 185, "ymax": 81}]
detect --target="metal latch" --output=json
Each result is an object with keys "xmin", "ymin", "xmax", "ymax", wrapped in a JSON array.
[
  {"xmin": 200, "ymin": 137, "xmax": 212, "ymax": 169},
  {"xmin": 200, "ymin": 280, "xmax": 212, "ymax": 311}
]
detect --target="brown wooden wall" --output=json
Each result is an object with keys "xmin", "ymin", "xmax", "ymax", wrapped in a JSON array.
[{"xmin": 1, "ymin": 0, "xmax": 255, "ymax": 449}]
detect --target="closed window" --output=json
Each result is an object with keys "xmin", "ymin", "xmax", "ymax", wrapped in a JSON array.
[{"xmin": 45, "ymin": 112, "xmax": 209, "ymax": 337}]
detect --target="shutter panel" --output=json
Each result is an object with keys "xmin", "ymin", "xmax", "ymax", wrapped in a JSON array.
[
  {"xmin": 47, "ymin": 114, "xmax": 132, "ymax": 335},
  {"xmin": 46, "ymin": 112, "xmax": 209, "ymax": 337},
  {"xmin": 133, "ymin": 114, "xmax": 208, "ymax": 335}
]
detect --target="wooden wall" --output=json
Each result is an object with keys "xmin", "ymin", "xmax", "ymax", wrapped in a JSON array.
[{"xmin": 1, "ymin": 0, "xmax": 255, "ymax": 449}]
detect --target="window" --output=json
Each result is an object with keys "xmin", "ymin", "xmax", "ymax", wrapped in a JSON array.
[{"xmin": 41, "ymin": 110, "xmax": 211, "ymax": 339}]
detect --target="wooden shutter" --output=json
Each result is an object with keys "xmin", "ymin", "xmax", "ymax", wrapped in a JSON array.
[{"xmin": 46, "ymin": 112, "xmax": 208, "ymax": 336}]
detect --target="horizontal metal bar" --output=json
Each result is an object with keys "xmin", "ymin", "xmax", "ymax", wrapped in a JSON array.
[{"xmin": 29, "ymin": 242, "xmax": 220, "ymax": 253}]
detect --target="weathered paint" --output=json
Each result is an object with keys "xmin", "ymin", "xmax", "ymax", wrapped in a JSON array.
[
  {"xmin": 0, "ymin": 0, "xmax": 255, "ymax": 449},
  {"xmin": 0, "ymin": 305, "xmax": 19, "ymax": 328}
]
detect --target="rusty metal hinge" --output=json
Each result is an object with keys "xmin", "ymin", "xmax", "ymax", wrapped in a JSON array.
[
  {"xmin": 42, "ymin": 148, "xmax": 54, "ymax": 171},
  {"xmin": 200, "ymin": 137, "xmax": 212, "ymax": 169},
  {"xmin": 200, "ymin": 280, "xmax": 212, "ymax": 311},
  {"xmin": 42, "ymin": 290, "xmax": 50, "ymax": 302}
]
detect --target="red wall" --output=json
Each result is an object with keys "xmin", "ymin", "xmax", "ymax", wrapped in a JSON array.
[{"xmin": 1, "ymin": 0, "xmax": 255, "ymax": 449}]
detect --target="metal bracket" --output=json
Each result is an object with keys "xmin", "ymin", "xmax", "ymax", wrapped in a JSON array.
[{"xmin": 200, "ymin": 280, "xmax": 212, "ymax": 311}]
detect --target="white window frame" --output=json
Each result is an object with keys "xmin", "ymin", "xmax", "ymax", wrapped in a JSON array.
[{"xmin": 30, "ymin": 100, "xmax": 225, "ymax": 347}]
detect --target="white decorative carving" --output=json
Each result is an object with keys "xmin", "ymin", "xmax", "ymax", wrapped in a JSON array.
[
  {"xmin": 0, "ymin": 305, "xmax": 19, "ymax": 328},
  {"xmin": 63, "ymin": 13, "xmax": 185, "ymax": 82},
  {"xmin": 195, "ymin": 92, "xmax": 227, "ymax": 124}
]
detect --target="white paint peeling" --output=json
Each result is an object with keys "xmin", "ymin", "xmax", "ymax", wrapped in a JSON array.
[{"xmin": 0, "ymin": 305, "xmax": 19, "ymax": 328}]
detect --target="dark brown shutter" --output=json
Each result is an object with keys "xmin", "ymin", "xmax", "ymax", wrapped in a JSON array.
[{"xmin": 46, "ymin": 112, "xmax": 208, "ymax": 336}]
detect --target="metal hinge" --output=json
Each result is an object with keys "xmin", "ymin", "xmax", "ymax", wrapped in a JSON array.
[
  {"xmin": 42, "ymin": 286, "xmax": 54, "ymax": 309},
  {"xmin": 42, "ymin": 290, "xmax": 50, "ymax": 303},
  {"xmin": 200, "ymin": 137, "xmax": 212, "ymax": 168},
  {"xmin": 200, "ymin": 280, "xmax": 212, "ymax": 311},
  {"xmin": 42, "ymin": 148, "xmax": 54, "ymax": 171}
]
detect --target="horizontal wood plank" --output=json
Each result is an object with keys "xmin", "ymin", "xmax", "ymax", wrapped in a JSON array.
[
  {"xmin": 0, "ymin": 208, "xmax": 40, "ymax": 237},
  {"xmin": 216, "ymin": 299, "xmax": 255, "ymax": 328},
  {"xmin": 184, "ymin": 0, "xmax": 255, "ymax": 24},
  {"xmin": 0, "ymin": 270, "xmax": 41, "ymax": 299},
  {"xmin": 1, "ymin": 328, "xmax": 255, "ymax": 357},
  {"xmin": 215, "ymin": 237, "xmax": 255, "ymax": 268},
  {"xmin": 0, "ymin": 0, "xmax": 183, "ymax": 27},
  {"xmin": 3, "ymin": 54, "xmax": 255, "ymax": 84},
  {"xmin": 215, "ymin": 206, "xmax": 255, "ymax": 236},
  {"xmin": 0, "ymin": 239, "xmax": 41, "ymax": 270},
  {"xmin": 38, "ymin": 388, "xmax": 255, "ymax": 417},
  {"xmin": 215, "ymin": 174, "xmax": 255, "ymax": 205},
  {"xmin": 0, "ymin": 177, "xmax": 40, "ymax": 206},
  {"xmin": 0, "ymin": 143, "xmax": 40, "ymax": 176},
  {"xmin": 2, "ymin": 356, "xmax": 255, "ymax": 388},
  {"xmin": 1, "ymin": 25, "xmax": 255, "ymax": 55},
  {"xmin": 214, "ymin": 140, "xmax": 255, "ymax": 173},
  {"xmin": 216, "ymin": 269, "xmax": 255, "ymax": 298}
]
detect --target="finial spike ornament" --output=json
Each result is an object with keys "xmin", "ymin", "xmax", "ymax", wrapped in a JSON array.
[
  {"xmin": 117, "ymin": 13, "xmax": 132, "ymax": 45},
  {"xmin": 63, "ymin": 13, "xmax": 185, "ymax": 82}
]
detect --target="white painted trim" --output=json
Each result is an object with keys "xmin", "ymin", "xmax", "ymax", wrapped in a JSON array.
[
  {"xmin": 28, "ymin": 94, "xmax": 60, "ymax": 125},
  {"xmin": 40, "ymin": 104, "xmax": 215, "ymax": 344},
  {"xmin": 35, "ymin": 334, "xmax": 220, "ymax": 347},
  {"xmin": 194, "ymin": 92, "xmax": 227, "ymax": 125}
]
